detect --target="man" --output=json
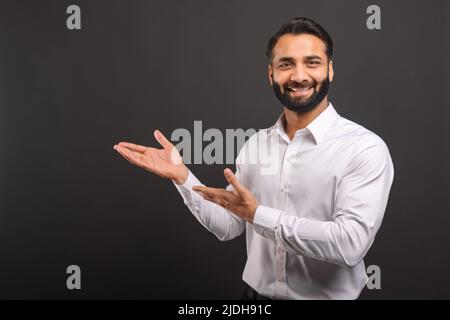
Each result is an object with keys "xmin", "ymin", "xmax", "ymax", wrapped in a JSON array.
[{"xmin": 113, "ymin": 17, "xmax": 394, "ymax": 300}]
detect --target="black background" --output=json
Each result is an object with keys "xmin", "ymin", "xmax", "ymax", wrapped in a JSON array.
[{"xmin": 0, "ymin": 0, "xmax": 449, "ymax": 299}]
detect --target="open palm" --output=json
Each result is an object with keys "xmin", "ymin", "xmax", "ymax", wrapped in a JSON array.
[{"xmin": 113, "ymin": 130, "xmax": 188, "ymax": 184}]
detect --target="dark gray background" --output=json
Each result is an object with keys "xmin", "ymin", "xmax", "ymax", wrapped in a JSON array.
[{"xmin": 0, "ymin": 0, "xmax": 449, "ymax": 299}]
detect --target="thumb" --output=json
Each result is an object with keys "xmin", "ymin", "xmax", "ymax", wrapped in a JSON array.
[
  {"xmin": 154, "ymin": 130, "xmax": 172, "ymax": 149},
  {"xmin": 224, "ymin": 168, "xmax": 246, "ymax": 195}
]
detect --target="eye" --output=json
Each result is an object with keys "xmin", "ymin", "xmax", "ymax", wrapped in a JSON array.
[{"xmin": 278, "ymin": 63, "xmax": 292, "ymax": 69}]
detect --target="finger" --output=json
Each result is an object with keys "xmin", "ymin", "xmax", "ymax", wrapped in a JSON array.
[
  {"xmin": 199, "ymin": 192, "xmax": 215, "ymax": 203},
  {"xmin": 197, "ymin": 192, "xmax": 227, "ymax": 208},
  {"xmin": 154, "ymin": 130, "xmax": 172, "ymax": 149},
  {"xmin": 192, "ymin": 185, "xmax": 205, "ymax": 192},
  {"xmin": 116, "ymin": 146, "xmax": 138, "ymax": 164},
  {"xmin": 193, "ymin": 186, "xmax": 224, "ymax": 198},
  {"xmin": 115, "ymin": 145, "xmax": 146, "ymax": 167},
  {"xmin": 193, "ymin": 186, "xmax": 215, "ymax": 197},
  {"xmin": 116, "ymin": 142, "xmax": 147, "ymax": 153},
  {"xmin": 193, "ymin": 187, "xmax": 217, "ymax": 200},
  {"xmin": 194, "ymin": 187, "xmax": 235, "ymax": 207},
  {"xmin": 193, "ymin": 187, "xmax": 212, "ymax": 200},
  {"xmin": 224, "ymin": 168, "xmax": 246, "ymax": 195},
  {"xmin": 193, "ymin": 186, "xmax": 236, "ymax": 210}
]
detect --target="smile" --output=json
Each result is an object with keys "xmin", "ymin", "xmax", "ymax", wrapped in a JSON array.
[{"xmin": 287, "ymin": 86, "xmax": 313, "ymax": 97}]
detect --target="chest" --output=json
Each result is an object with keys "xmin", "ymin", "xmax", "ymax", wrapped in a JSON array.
[{"xmin": 239, "ymin": 137, "xmax": 353, "ymax": 213}]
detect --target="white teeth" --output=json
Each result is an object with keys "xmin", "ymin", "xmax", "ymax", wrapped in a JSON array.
[{"xmin": 289, "ymin": 86, "xmax": 310, "ymax": 92}]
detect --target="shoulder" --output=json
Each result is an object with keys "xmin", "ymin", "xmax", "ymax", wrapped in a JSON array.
[
  {"xmin": 334, "ymin": 116, "xmax": 393, "ymax": 174},
  {"xmin": 335, "ymin": 116, "xmax": 390, "ymax": 152}
]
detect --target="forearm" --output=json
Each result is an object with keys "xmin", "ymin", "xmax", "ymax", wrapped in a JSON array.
[{"xmin": 253, "ymin": 206, "xmax": 378, "ymax": 267}]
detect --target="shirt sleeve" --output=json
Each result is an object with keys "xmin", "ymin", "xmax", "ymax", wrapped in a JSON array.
[
  {"xmin": 252, "ymin": 141, "xmax": 395, "ymax": 267},
  {"xmin": 173, "ymin": 169, "xmax": 246, "ymax": 241}
]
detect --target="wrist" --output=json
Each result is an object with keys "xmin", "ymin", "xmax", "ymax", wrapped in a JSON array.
[
  {"xmin": 248, "ymin": 203, "xmax": 259, "ymax": 223},
  {"xmin": 174, "ymin": 165, "xmax": 189, "ymax": 185}
]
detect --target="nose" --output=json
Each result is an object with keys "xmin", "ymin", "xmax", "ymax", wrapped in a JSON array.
[{"xmin": 289, "ymin": 65, "xmax": 309, "ymax": 83}]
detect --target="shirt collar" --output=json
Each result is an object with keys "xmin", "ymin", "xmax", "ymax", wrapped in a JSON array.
[{"xmin": 271, "ymin": 102, "xmax": 340, "ymax": 145}]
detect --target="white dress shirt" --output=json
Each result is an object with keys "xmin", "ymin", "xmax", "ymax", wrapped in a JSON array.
[{"xmin": 174, "ymin": 103, "xmax": 394, "ymax": 300}]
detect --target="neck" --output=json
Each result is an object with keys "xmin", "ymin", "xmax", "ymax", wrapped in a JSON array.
[{"xmin": 283, "ymin": 96, "xmax": 329, "ymax": 140}]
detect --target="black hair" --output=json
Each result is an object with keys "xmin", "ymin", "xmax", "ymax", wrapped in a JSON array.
[{"xmin": 266, "ymin": 17, "xmax": 333, "ymax": 62}]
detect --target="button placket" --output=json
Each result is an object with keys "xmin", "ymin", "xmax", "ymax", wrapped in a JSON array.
[
  {"xmin": 274, "ymin": 136, "xmax": 304, "ymax": 299},
  {"xmin": 274, "ymin": 142, "xmax": 295, "ymax": 298}
]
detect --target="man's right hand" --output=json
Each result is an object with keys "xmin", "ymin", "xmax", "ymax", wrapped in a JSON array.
[{"xmin": 113, "ymin": 130, "xmax": 189, "ymax": 185}]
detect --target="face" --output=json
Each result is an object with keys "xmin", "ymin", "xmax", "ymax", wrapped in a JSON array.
[{"xmin": 268, "ymin": 33, "xmax": 334, "ymax": 113}]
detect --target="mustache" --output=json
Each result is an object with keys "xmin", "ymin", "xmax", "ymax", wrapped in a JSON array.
[{"xmin": 283, "ymin": 80, "xmax": 318, "ymax": 89}]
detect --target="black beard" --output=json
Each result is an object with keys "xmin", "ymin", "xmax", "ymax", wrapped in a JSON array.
[{"xmin": 272, "ymin": 75, "xmax": 330, "ymax": 113}]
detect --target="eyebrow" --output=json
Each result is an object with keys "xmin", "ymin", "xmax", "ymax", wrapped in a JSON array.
[
  {"xmin": 277, "ymin": 57, "xmax": 296, "ymax": 64},
  {"xmin": 304, "ymin": 55, "xmax": 323, "ymax": 61},
  {"xmin": 276, "ymin": 55, "xmax": 324, "ymax": 64}
]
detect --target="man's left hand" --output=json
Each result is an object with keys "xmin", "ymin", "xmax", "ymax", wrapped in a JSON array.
[{"xmin": 192, "ymin": 168, "xmax": 259, "ymax": 223}]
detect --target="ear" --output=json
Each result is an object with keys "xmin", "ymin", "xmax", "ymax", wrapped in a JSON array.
[
  {"xmin": 328, "ymin": 60, "xmax": 334, "ymax": 82},
  {"xmin": 268, "ymin": 64, "xmax": 273, "ymax": 86}
]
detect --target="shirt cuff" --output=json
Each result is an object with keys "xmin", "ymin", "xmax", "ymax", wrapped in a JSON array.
[
  {"xmin": 173, "ymin": 170, "xmax": 201, "ymax": 190},
  {"xmin": 172, "ymin": 170, "xmax": 203, "ymax": 204},
  {"xmin": 253, "ymin": 205, "xmax": 283, "ymax": 231}
]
